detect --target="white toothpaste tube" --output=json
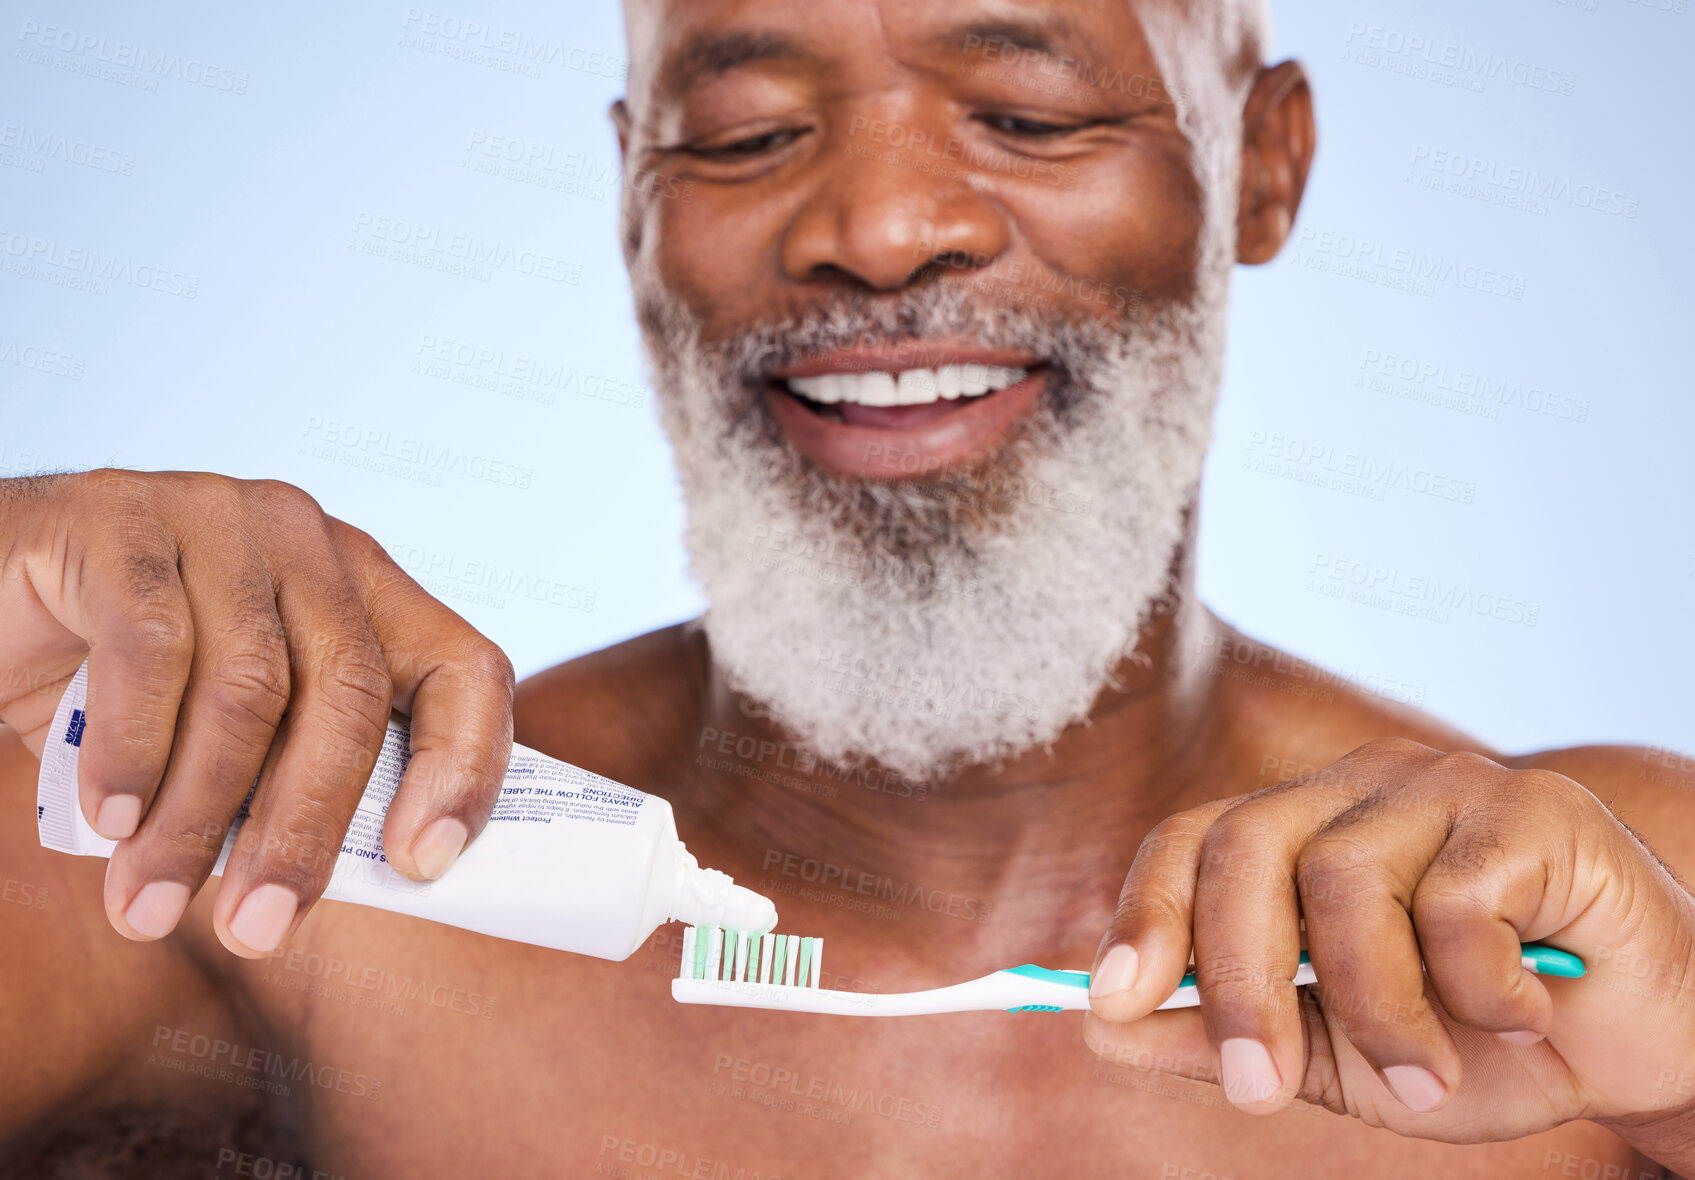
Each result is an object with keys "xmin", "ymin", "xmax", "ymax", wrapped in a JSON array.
[{"xmin": 36, "ymin": 660, "xmax": 776, "ymax": 960}]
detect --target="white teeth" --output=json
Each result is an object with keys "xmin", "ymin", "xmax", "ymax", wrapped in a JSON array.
[{"xmin": 789, "ymin": 364, "xmax": 1026, "ymax": 408}]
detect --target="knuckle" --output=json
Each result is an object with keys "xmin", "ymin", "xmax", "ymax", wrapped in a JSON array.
[
  {"xmin": 256, "ymin": 798, "xmax": 350, "ymax": 883},
  {"xmin": 1140, "ymin": 811, "xmax": 1211, "ymax": 855},
  {"xmin": 324, "ymin": 515, "xmax": 384, "ymax": 561},
  {"xmin": 458, "ymin": 639, "xmax": 516, "ymax": 696},
  {"xmin": 318, "ymin": 654, "xmax": 394, "ymax": 733},
  {"xmin": 1296, "ymin": 835, "xmax": 1385, "ymax": 907},
  {"xmin": 81, "ymin": 466, "xmax": 159, "ymax": 508},
  {"xmin": 1113, "ymin": 876, "xmax": 1190, "ymax": 930},
  {"xmin": 1410, "ymin": 876, "xmax": 1491, "ymax": 929},
  {"xmin": 245, "ymin": 478, "xmax": 324, "ymax": 523},
  {"xmin": 1350, "ymin": 736, "xmax": 1436, "ymax": 764},
  {"xmin": 1197, "ymin": 950, "xmax": 1282, "ymax": 1001},
  {"xmin": 155, "ymin": 812, "xmax": 230, "ymax": 865},
  {"xmin": 205, "ymin": 642, "xmax": 292, "ymax": 733},
  {"xmin": 247, "ymin": 478, "xmax": 320, "ymax": 515},
  {"xmin": 1429, "ymin": 750, "xmax": 1502, "ymax": 782},
  {"xmin": 178, "ymin": 469, "xmax": 241, "ymax": 505},
  {"xmin": 125, "ymin": 597, "xmax": 193, "ymax": 658},
  {"xmin": 1514, "ymin": 767, "xmax": 1593, "ymax": 812},
  {"xmin": 1198, "ymin": 806, "xmax": 1276, "ymax": 873}
]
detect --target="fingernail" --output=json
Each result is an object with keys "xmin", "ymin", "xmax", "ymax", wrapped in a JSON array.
[
  {"xmin": 1383, "ymin": 1064, "xmax": 1447, "ymax": 1112},
  {"xmin": 228, "ymin": 883, "xmax": 299, "ymax": 954},
  {"xmin": 94, "ymin": 794, "xmax": 142, "ymax": 840},
  {"xmin": 1498, "ymin": 1029, "xmax": 1543, "ymax": 1047},
  {"xmin": 411, "ymin": 817, "xmax": 469, "ymax": 880},
  {"xmin": 1220, "ymin": 1038, "xmax": 1282, "ymax": 1105},
  {"xmin": 1089, "ymin": 944, "xmax": 1140, "ymax": 999},
  {"xmin": 124, "ymin": 881, "xmax": 191, "ymax": 940}
]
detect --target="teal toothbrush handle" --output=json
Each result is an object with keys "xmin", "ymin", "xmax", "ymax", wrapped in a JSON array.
[
  {"xmin": 1000, "ymin": 941, "xmax": 1584, "ymax": 1013},
  {"xmin": 1171, "ymin": 941, "xmax": 1586, "ymax": 991}
]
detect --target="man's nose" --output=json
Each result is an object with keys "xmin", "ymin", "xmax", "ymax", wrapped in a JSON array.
[{"xmin": 778, "ymin": 125, "xmax": 1011, "ymax": 291}]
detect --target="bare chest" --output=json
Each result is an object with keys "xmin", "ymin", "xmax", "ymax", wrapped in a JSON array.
[{"xmin": 232, "ymin": 914, "xmax": 1640, "ymax": 1180}]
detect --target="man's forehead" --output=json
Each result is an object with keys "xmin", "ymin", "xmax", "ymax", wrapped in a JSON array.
[{"xmin": 621, "ymin": 0, "xmax": 1265, "ymax": 101}]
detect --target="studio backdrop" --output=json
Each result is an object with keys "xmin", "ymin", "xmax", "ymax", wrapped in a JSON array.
[{"xmin": 2, "ymin": 0, "xmax": 1689, "ymax": 755}]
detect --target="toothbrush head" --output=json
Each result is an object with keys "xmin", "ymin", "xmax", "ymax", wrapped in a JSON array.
[{"xmin": 678, "ymin": 925, "xmax": 824, "ymax": 989}]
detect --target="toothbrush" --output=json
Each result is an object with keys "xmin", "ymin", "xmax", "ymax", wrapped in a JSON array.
[{"xmin": 671, "ymin": 926, "xmax": 1586, "ymax": 1016}]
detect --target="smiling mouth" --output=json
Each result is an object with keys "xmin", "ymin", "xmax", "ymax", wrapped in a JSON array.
[
  {"xmin": 763, "ymin": 355, "xmax": 1051, "ymax": 479},
  {"xmin": 776, "ymin": 363, "xmax": 1032, "ymax": 429}
]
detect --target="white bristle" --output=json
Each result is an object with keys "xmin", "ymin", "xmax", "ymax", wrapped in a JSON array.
[
  {"xmin": 784, "ymin": 935, "xmax": 800, "ymax": 986},
  {"xmin": 759, "ymin": 933, "xmax": 775, "ymax": 984},
  {"xmin": 706, "ymin": 928, "xmax": 723, "ymax": 980},
  {"xmin": 679, "ymin": 926, "xmax": 697, "ymax": 979},
  {"xmin": 735, "ymin": 932, "xmax": 750, "ymax": 982},
  {"xmin": 810, "ymin": 941, "xmax": 822, "ymax": 988}
]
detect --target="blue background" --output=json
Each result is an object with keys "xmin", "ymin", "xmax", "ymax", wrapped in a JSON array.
[{"xmin": 2, "ymin": 0, "xmax": 1689, "ymax": 755}]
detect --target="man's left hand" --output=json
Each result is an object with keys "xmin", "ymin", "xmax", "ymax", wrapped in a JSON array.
[{"xmin": 1084, "ymin": 738, "xmax": 1695, "ymax": 1149}]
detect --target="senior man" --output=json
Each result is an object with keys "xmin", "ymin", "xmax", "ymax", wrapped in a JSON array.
[{"xmin": 2, "ymin": 0, "xmax": 1693, "ymax": 1176}]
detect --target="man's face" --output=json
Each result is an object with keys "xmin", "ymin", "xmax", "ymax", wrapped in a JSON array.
[
  {"xmin": 620, "ymin": 0, "xmax": 1207, "ymax": 472},
  {"xmin": 615, "ymin": 0, "xmax": 1279, "ymax": 779}
]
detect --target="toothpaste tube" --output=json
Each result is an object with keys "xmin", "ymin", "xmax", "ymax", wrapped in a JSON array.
[{"xmin": 36, "ymin": 661, "xmax": 776, "ymax": 960}]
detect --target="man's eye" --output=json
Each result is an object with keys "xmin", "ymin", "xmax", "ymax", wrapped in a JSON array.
[
  {"xmin": 686, "ymin": 129, "xmax": 804, "ymax": 160},
  {"xmin": 979, "ymin": 114, "xmax": 1083, "ymax": 138}
]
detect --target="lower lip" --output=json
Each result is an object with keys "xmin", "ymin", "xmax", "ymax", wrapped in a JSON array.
[{"xmin": 766, "ymin": 371, "xmax": 1047, "ymax": 479}]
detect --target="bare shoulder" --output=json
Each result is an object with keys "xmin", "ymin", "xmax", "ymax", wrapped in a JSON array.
[
  {"xmin": 1508, "ymin": 742, "xmax": 1695, "ymax": 884},
  {"xmin": 1205, "ymin": 624, "xmax": 1498, "ymax": 788},
  {"xmin": 512, "ymin": 621, "xmax": 710, "ymax": 794}
]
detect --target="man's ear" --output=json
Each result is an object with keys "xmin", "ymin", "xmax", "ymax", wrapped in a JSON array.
[
  {"xmin": 1236, "ymin": 60, "xmax": 1315, "ymax": 265},
  {"xmin": 611, "ymin": 99, "xmax": 632, "ymax": 160}
]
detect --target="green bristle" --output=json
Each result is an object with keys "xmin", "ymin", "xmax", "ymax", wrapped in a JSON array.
[
  {"xmin": 692, "ymin": 926, "xmax": 709, "ymax": 980},
  {"xmin": 771, "ymin": 932, "xmax": 787, "ymax": 984},
  {"xmin": 722, "ymin": 930, "xmax": 740, "ymax": 981},
  {"xmin": 796, "ymin": 937, "xmax": 813, "ymax": 988}
]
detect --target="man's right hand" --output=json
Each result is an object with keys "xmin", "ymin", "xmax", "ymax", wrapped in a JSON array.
[{"xmin": 0, "ymin": 469, "xmax": 515, "ymax": 957}]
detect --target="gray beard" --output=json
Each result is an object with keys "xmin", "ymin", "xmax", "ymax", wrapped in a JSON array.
[{"xmin": 633, "ymin": 277, "xmax": 1226, "ymax": 783}]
